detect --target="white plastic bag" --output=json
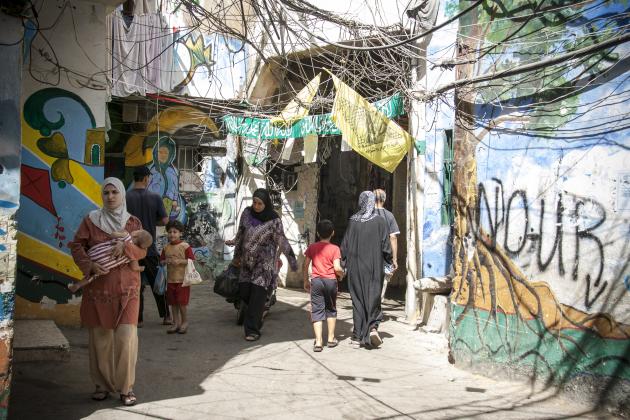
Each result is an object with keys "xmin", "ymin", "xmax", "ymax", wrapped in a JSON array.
[{"xmin": 183, "ymin": 259, "xmax": 202, "ymax": 286}]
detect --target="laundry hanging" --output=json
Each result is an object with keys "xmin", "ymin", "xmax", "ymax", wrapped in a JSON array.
[{"xmin": 110, "ymin": 10, "xmax": 174, "ymax": 96}]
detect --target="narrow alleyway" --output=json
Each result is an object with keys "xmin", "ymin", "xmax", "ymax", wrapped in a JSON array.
[{"xmin": 10, "ymin": 285, "xmax": 612, "ymax": 419}]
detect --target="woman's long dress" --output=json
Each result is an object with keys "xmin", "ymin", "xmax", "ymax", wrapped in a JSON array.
[
  {"xmin": 233, "ymin": 207, "xmax": 296, "ymax": 289},
  {"xmin": 233, "ymin": 207, "xmax": 297, "ymax": 336},
  {"xmin": 341, "ymin": 216, "xmax": 392, "ymax": 346},
  {"xmin": 70, "ymin": 215, "xmax": 147, "ymax": 394},
  {"xmin": 71, "ymin": 216, "xmax": 147, "ymax": 328}
]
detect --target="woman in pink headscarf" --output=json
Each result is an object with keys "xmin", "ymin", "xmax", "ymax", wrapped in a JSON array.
[{"xmin": 70, "ymin": 177, "xmax": 146, "ymax": 406}]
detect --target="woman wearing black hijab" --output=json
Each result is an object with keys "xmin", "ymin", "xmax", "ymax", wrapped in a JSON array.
[
  {"xmin": 341, "ymin": 191, "xmax": 392, "ymax": 348},
  {"xmin": 228, "ymin": 189, "xmax": 297, "ymax": 340}
]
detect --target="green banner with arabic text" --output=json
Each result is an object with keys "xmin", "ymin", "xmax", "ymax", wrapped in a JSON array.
[{"xmin": 222, "ymin": 93, "xmax": 404, "ymax": 139}]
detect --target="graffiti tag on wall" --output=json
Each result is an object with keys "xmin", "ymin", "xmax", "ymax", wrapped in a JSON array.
[{"xmin": 475, "ymin": 179, "xmax": 616, "ymax": 310}]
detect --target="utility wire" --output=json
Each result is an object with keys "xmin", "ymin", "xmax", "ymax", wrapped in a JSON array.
[
  {"xmin": 420, "ymin": 31, "xmax": 630, "ymax": 99},
  {"xmin": 274, "ymin": 0, "xmax": 483, "ymax": 51}
]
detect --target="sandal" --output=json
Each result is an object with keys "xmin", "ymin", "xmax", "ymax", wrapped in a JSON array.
[
  {"xmin": 177, "ymin": 325, "xmax": 188, "ymax": 334},
  {"xmin": 91, "ymin": 389, "xmax": 109, "ymax": 401},
  {"xmin": 313, "ymin": 344, "xmax": 323, "ymax": 352},
  {"xmin": 167, "ymin": 326, "xmax": 180, "ymax": 334},
  {"xmin": 120, "ymin": 391, "xmax": 137, "ymax": 406},
  {"xmin": 369, "ymin": 330, "xmax": 383, "ymax": 348},
  {"xmin": 245, "ymin": 334, "xmax": 260, "ymax": 341},
  {"xmin": 327, "ymin": 339, "xmax": 339, "ymax": 348}
]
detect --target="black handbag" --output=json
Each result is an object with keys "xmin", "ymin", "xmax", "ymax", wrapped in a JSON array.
[{"xmin": 214, "ymin": 265, "xmax": 240, "ymax": 300}]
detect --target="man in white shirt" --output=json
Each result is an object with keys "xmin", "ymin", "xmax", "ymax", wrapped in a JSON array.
[{"xmin": 374, "ymin": 189, "xmax": 400, "ymax": 301}]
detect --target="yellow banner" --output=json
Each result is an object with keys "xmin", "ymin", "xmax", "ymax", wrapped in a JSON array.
[
  {"xmin": 330, "ymin": 74, "xmax": 412, "ymax": 173},
  {"xmin": 271, "ymin": 73, "xmax": 321, "ymax": 127}
]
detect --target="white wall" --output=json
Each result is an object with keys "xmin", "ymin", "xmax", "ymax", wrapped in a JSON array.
[
  {"xmin": 24, "ymin": 1, "xmax": 108, "ymax": 118},
  {"xmin": 278, "ymin": 165, "xmax": 319, "ymax": 288}
]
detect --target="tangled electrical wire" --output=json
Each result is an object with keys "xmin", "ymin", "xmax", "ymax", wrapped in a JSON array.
[{"xmin": 10, "ymin": 0, "xmax": 630, "ymax": 149}]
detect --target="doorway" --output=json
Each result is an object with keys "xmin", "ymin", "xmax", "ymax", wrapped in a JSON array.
[
  {"xmin": 317, "ymin": 137, "xmax": 407, "ymax": 293},
  {"xmin": 317, "ymin": 136, "xmax": 396, "ymax": 243}
]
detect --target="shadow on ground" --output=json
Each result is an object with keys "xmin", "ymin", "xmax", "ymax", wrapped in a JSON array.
[
  {"xmin": 9, "ymin": 284, "xmax": 614, "ymax": 419},
  {"xmin": 9, "ymin": 284, "xmax": 360, "ymax": 419}
]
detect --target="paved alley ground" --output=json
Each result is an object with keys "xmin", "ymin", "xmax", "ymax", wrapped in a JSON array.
[{"xmin": 10, "ymin": 284, "xmax": 617, "ymax": 419}]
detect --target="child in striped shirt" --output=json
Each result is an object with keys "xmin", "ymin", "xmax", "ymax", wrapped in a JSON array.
[{"xmin": 68, "ymin": 229, "xmax": 153, "ymax": 293}]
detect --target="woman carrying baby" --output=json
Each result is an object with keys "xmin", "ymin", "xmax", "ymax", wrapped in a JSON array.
[{"xmin": 70, "ymin": 177, "xmax": 147, "ymax": 406}]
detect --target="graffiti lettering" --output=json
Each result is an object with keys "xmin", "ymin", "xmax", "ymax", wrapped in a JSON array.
[
  {"xmin": 503, "ymin": 190, "xmax": 528, "ymax": 254},
  {"xmin": 475, "ymin": 179, "xmax": 607, "ymax": 309},
  {"xmin": 574, "ymin": 199, "xmax": 606, "ymax": 308},
  {"xmin": 537, "ymin": 197, "xmax": 565, "ymax": 276}
]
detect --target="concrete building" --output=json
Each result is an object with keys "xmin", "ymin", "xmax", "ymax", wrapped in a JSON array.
[{"xmin": 231, "ymin": 1, "xmax": 427, "ymax": 308}]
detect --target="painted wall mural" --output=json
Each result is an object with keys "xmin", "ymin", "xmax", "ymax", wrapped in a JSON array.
[
  {"xmin": 171, "ymin": 31, "xmax": 247, "ymax": 99},
  {"xmin": 122, "ymin": 104, "xmax": 221, "ymax": 223},
  {"xmin": 421, "ymin": 8, "xmax": 458, "ymax": 278},
  {"xmin": 118, "ymin": 103, "xmax": 237, "ymax": 277},
  {"xmin": 446, "ymin": 0, "xmax": 630, "ymax": 408},
  {"xmin": 16, "ymin": 88, "xmax": 104, "ymax": 308},
  {"xmin": 147, "ymin": 135, "xmax": 186, "ymax": 222},
  {"xmin": 173, "ymin": 32, "xmax": 215, "ymax": 91}
]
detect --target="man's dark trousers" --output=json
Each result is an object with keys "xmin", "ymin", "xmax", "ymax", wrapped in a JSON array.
[{"xmin": 139, "ymin": 256, "xmax": 169, "ymax": 322}]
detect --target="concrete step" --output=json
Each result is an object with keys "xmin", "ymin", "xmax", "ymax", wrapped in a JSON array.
[{"xmin": 13, "ymin": 320, "xmax": 69, "ymax": 362}]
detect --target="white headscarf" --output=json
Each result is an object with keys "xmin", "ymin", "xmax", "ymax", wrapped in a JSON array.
[
  {"xmin": 350, "ymin": 191, "xmax": 377, "ymax": 223},
  {"xmin": 89, "ymin": 177, "xmax": 131, "ymax": 235}
]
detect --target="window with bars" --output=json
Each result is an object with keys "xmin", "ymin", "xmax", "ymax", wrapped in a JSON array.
[
  {"xmin": 441, "ymin": 129, "xmax": 454, "ymax": 226},
  {"xmin": 177, "ymin": 146, "xmax": 206, "ymax": 192},
  {"xmin": 177, "ymin": 146, "xmax": 205, "ymax": 172}
]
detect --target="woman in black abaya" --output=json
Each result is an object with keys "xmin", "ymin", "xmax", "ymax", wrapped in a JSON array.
[{"xmin": 341, "ymin": 191, "xmax": 392, "ymax": 348}]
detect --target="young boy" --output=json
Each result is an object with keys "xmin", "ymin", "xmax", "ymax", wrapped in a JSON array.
[
  {"xmin": 303, "ymin": 219, "xmax": 344, "ymax": 352},
  {"xmin": 68, "ymin": 229, "xmax": 153, "ymax": 293},
  {"xmin": 161, "ymin": 220, "xmax": 194, "ymax": 334}
]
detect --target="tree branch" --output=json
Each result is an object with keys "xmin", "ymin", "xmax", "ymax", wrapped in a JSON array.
[{"xmin": 418, "ymin": 32, "xmax": 630, "ymax": 99}]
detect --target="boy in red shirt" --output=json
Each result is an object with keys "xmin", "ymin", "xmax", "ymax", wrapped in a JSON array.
[{"xmin": 303, "ymin": 219, "xmax": 344, "ymax": 352}]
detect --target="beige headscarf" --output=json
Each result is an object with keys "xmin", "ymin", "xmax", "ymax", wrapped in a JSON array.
[{"xmin": 89, "ymin": 177, "xmax": 131, "ymax": 235}]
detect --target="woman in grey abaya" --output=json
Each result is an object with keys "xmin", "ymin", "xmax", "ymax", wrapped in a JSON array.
[{"xmin": 341, "ymin": 191, "xmax": 392, "ymax": 348}]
